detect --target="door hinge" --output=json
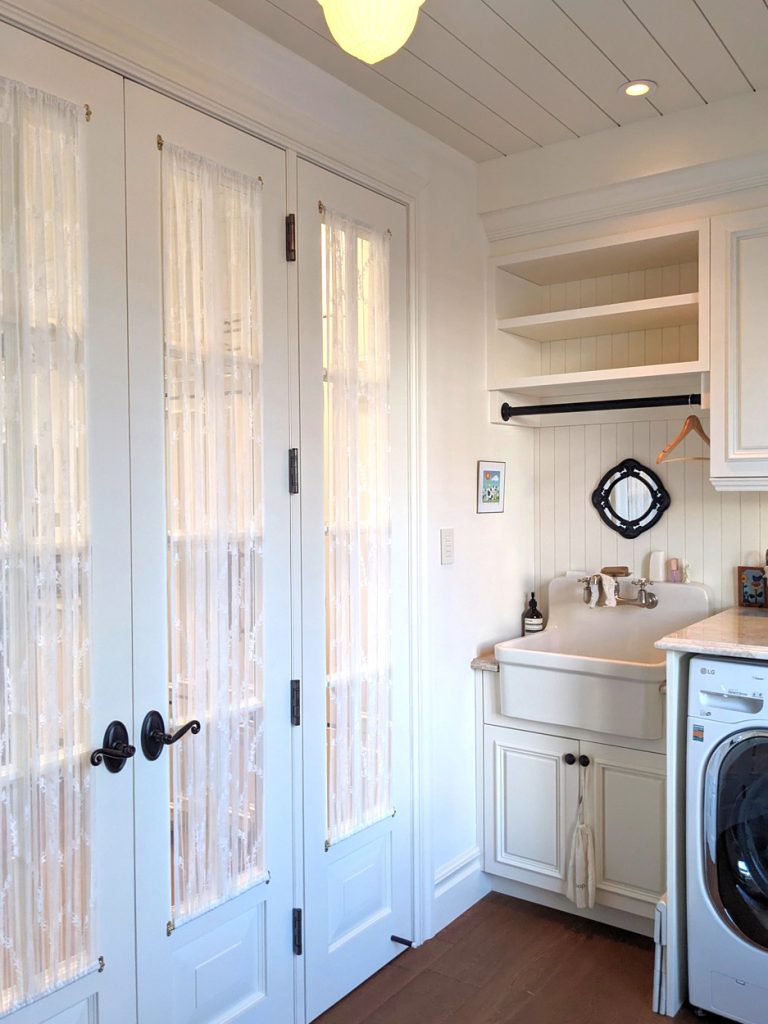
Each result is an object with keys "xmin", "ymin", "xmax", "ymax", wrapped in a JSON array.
[
  {"xmin": 291, "ymin": 679, "xmax": 301, "ymax": 726},
  {"xmin": 285, "ymin": 213, "xmax": 296, "ymax": 262},
  {"xmin": 289, "ymin": 448, "xmax": 299, "ymax": 494},
  {"xmin": 292, "ymin": 908, "xmax": 303, "ymax": 956}
]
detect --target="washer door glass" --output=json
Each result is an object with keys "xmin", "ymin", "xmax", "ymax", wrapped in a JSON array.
[{"xmin": 710, "ymin": 733, "xmax": 768, "ymax": 948}]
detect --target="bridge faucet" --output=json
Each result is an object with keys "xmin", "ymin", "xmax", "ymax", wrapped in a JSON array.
[{"xmin": 616, "ymin": 578, "xmax": 658, "ymax": 609}]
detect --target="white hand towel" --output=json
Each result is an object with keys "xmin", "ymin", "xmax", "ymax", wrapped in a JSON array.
[
  {"xmin": 567, "ymin": 821, "xmax": 595, "ymax": 908},
  {"xmin": 566, "ymin": 766, "xmax": 596, "ymax": 909},
  {"xmin": 599, "ymin": 573, "xmax": 618, "ymax": 607},
  {"xmin": 589, "ymin": 582, "xmax": 599, "ymax": 608}
]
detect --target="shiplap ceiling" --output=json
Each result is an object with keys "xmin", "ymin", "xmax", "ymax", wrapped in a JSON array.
[{"xmin": 211, "ymin": 0, "xmax": 768, "ymax": 163}]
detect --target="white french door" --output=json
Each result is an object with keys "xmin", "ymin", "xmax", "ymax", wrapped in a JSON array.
[
  {"xmin": 125, "ymin": 84, "xmax": 295, "ymax": 1023},
  {"xmin": 0, "ymin": 23, "xmax": 136, "ymax": 1024},
  {"xmin": 296, "ymin": 161, "xmax": 413, "ymax": 1021},
  {"xmin": 1, "ymin": 21, "xmax": 417, "ymax": 1024}
]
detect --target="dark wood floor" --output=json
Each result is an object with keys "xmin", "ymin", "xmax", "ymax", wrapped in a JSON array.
[{"xmin": 315, "ymin": 892, "xmax": 723, "ymax": 1024}]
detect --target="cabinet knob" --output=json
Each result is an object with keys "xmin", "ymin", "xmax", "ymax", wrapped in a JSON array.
[
  {"xmin": 579, "ymin": 754, "xmax": 591, "ymax": 768},
  {"xmin": 563, "ymin": 753, "xmax": 577, "ymax": 766}
]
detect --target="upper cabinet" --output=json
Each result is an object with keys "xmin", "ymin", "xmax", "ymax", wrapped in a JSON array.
[
  {"xmin": 488, "ymin": 222, "xmax": 709, "ymax": 419},
  {"xmin": 710, "ymin": 206, "xmax": 768, "ymax": 491}
]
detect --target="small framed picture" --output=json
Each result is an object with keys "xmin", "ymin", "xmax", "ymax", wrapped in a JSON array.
[
  {"xmin": 477, "ymin": 461, "xmax": 506, "ymax": 514},
  {"xmin": 738, "ymin": 566, "xmax": 767, "ymax": 608}
]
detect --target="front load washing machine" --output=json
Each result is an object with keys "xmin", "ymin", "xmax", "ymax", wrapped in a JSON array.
[{"xmin": 687, "ymin": 655, "xmax": 768, "ymax": 1023}]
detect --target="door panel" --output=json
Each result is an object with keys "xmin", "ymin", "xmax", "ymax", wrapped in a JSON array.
[
  {"xmin": 125, "ymin": 82, "xmax": 293, "ymax": 1024},
  {"xmin": 297, "ymin": 161, "xmax": 412, "ymax": 1020},
  {"xmin": 0, "ymin": 22, "xmax": 135, "ymax": 1024},
  {"xmin": 582, "ymin": 741, "xmax": 666, "ymax": 916},
  {"xmin": 483, "ymin": 726, "xmax": 579, "ymax": 892},
  {"xmin": 710, "ymin": 206, "xmax": 768, "ymax": 487}
]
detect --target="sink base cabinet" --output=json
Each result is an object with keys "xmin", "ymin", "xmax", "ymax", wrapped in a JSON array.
[{"xmin": 484, "ymin": 725, "xmax": 666, "ymax": 921}]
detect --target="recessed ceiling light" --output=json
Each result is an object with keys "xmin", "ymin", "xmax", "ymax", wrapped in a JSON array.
[{"xmin": 621, "ymin": 79, "xmax": 657, "ymax": 98}]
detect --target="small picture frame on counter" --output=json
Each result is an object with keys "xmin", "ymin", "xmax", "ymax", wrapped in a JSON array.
[
  {"xmin": 737, "ymin": 566, "xmax": 767, "ymax": 608},
  {"xmin": 477, "ymin": 460, "xmax": 505, "ymax": 514}
]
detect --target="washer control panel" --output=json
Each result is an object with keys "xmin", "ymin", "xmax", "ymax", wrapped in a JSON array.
[{"xmin": 688, "ymin": 655, "xmax": 766, "ymax": 721}]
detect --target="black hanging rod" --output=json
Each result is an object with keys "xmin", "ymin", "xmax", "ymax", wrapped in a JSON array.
[{"xmin": 501, "ymin": 393, "xmax": 701, "ymax": 420}]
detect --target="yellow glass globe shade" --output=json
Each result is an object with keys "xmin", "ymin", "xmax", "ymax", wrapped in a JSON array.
[{"xmin": 318, "ymin": 0, "xmax": 426, "ymax": 64}]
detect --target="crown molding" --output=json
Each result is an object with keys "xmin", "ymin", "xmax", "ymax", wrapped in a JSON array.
[
  {"xmin": 0, "ymin": 0, "xmax": 433, "ymax": 201},
  {"xmin": 481, "ymin": 153, "xmax": 768, "ymax": 242},
  {"xmin": 710, "ymin": 476, "xmax": 768, "ymax": 492}
]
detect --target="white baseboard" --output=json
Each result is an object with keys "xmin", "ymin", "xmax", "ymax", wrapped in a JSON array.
[
  {"xmin": 428, "ymin": 853, "xmax": 656, "ymax": 943},
  {"xmin": 489, "ymin": 875, "xmax": 655, "ymax": 938},
  {"xmin": 430, "ymin": 846, "xmax": 490, "ymax": 937}
]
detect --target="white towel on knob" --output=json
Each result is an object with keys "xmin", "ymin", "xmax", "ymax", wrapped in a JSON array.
[
  {"xmin": 600, "ymin": 573, "xmax": 618, "ymax": 607},
  {"xmin": 567, "ymin": 817, "xmax": 595, "ymax": 909},
  {"xmin": 567, "ymin": 765, "xmax": 596, "ymax": 909}
]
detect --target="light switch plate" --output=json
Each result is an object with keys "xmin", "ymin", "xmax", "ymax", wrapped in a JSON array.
[{"xmin": 440, "ymin": 528, "xmax": 454, "ymax": 565}]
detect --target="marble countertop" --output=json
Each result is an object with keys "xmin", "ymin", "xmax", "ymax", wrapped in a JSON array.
[
  {"xmin": 656, "ymin": 606, "xmax": 768, "ymax": 659},
  {"xmin": 470, "ymin": 653, "xmax": 499, "ymax": 672}
]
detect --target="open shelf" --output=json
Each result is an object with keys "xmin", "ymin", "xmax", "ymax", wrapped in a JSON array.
[
  {"xmin": 497, "ymin": 231, "xmax": 699, "ymax": 285},
  {"xmin": 493, "ymin": 361, "xmax": 706, "ymax": 400},
  {"xmin": 488, "ymin": 222, "xmax": 709, "ymax": 413},
  {"xmin": 496, "ymin": 293, "xmax": 698, "ymax": 343}
]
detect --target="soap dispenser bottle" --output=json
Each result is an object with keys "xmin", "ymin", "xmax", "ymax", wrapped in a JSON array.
[{"xmin": 524, "ymin": 592, "xmax": 544, "ymax": 634}]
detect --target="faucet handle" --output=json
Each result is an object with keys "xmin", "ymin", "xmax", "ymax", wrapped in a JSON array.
[{"xmin": 632, "ymin": 578, "xmax": 653, "ymax": 588}]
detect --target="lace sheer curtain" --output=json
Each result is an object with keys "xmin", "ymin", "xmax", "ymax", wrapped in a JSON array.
[
  {"xmin": 323, "ymin": 209, "xmax": 393, "ymax": 846},
  {"xmin": 162, "ymin": 143, "xmax": 266, "ymax": 923},
  {"xmin": 0, "ymin": 78, "xmax": 92, "ymax": 1012}
]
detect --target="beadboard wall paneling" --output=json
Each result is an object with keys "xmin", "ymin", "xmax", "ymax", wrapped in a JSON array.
[
  {"xmin": 540, "ymin": 262, "xmax": 698, "ymax": 312},
  {"xmin": 534, "ymin": 414, "xmax": 768, "ymax": 616}
]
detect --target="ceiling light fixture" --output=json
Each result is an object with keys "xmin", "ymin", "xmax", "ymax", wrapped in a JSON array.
[
  {"xmin": 318, "ymin": 0, "xmax": 426, "ymax": 65},
  {"xmin": 621, "ymin": 79, "xmax": 657, "ymax": 98}
]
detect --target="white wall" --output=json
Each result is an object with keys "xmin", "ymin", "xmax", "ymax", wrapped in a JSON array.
[
  {"xmin": 420, "ymin": 163, "xmax": 533, "ymax": 932},
  {"xmin": 1, "ymin": 0, "xmax": 530, "ymax": 940}
]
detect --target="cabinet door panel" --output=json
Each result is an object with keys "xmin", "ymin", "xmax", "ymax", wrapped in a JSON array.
[
  {"xmin": 582, "ymin": 742, "xmax": 666, "ymax": 917},
  {"xmin": 484, "ymin": 726, "xmax": 579, "ymax": 892},
  {"xmin": 711, "ymin": 206, "xmax": 768, "ymax": 489}
]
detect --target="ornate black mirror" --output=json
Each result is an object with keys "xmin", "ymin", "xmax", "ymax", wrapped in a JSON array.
[{"xmin": 591, "ymin": 458, "xmax": 670, "ymax": 539}]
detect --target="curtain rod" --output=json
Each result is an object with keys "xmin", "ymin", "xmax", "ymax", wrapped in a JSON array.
[{"xmin": 501, "ymin": 393, "xmax": 702, "ymax": 420}]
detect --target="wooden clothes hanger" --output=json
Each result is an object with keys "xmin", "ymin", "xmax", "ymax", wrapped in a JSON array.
[{"xmin": 656, "ymin": 414, "xmax": 711, "ymax": 464}]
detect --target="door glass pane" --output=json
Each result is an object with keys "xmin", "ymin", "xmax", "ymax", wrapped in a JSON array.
[
  {"xmin": 162, "ymin": 144, "xmax": 265, "ymax": 923},
  {"xmin": 714, "ymin": 734, "xmax": 768, "ymax": 948},
  {"xmin": 322, "ymin": 211, "xmax": 393, "ymax": 846},
  {"xmin": 0, "ymin": 77, "xmax": 92, "ymax": 1011}
]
